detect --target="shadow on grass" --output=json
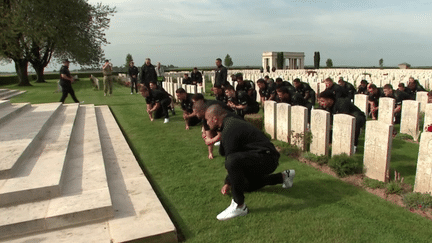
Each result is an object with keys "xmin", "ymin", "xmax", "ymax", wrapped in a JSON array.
[{"xmin": 251, "ymin": 178, "xmax": 358, "ymax": 214}]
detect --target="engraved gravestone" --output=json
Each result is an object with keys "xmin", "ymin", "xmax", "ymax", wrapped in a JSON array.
[
  {"xmin": 264, "ymin": 101, "xmax": 277, "ymax": 139},
  {"xmin": 378, "ymin": 97, "xmax": 395, "ymax": 125},
  {"xmin": 363, "ymin": 121, "xmax": 393, "ymax": 182},
  {"xmin": 276, "ymin": 103, "xmax": 291, "ymax": 143},
  {"xmin": 414, "ymin": 132, "xmax": 432, "ymax": 194},
  {"xmin": 354, "ymin": 94, "xmax": 368, "ymax": 115},
  {"xmin": 400, "ymin": 100, "xmax": 420, "ymax": 141},
  {"xmin": 424, "ymin": 103, "xmax": 432, "ymax": 132},
  {"xmin": 291, "ymin": 106, "xmax": 308, "ymax": 151},
  {"xmin": 332, "ymin": 114, "xmax": 355, "ymax": 156},
  {"xmin": 416, "ymin": 91, "xmax": 428, "ymax": 113},
  {"xmin": 310, "ymin": 109, "xmax": 330, "ymax": 156}
]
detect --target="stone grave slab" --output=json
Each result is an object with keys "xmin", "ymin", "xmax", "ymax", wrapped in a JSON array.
[
  {"xmin": 363, "ymin": 121, "xmax": 393, "ymax": 182},
  {"xmin": 290, "ymin": 106, "xmax": 308, "ymax": 151},
  {"xmin": 414, "ymin": 132, "xmax": 432, "ymax": 194},
  {"xmin": 264, "ymin": 101, "xmax": 277, "ymax": 139},
  {"xmin": 400, "ymin": 100, "xmax": 420, "ymax": 141},
  {"xmin": 354, "ymin": 94, "xmax": 368, "ymax": 115},
  {"xmin": 416, "ymin": 91, "xmax": 428, "ymax": 113},
  {"xmin": 332, "ymin": 114, "xmax": 355, "ymax": 156},
  {"xmin": 310, "ymin": 109, "xmax": 330, "ymax": 156},
  {"xmin": 378, "ymin": 97, "xmax": 395, "ymax": 125},
  {"xmin": 276, "ymin": 103, "xmax": 291, "ymax": 143},
  {"xmin": 424, "ymin": 103, "xmax": 432, "ymax": 132}
]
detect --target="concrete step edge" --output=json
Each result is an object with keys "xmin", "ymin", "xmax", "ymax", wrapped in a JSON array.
[
  {"xmin": 0, "ymin": 103, "xmax": 32, "ymax": 126},
  {"xmin": 0, "ymin": 91, "xmax": 27, "ymax": 100},
  {"xmin": 0, "ymin": 104, "xmax": 80, "ymax": 206}
]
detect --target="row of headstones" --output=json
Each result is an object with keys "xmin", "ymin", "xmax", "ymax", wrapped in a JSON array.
[
  {"xmin": 264, "ymin": 100, "xmax": 432, "ymax": 194},
  {"xmin": 161, "ymin": 77, "xmax": 204, "ymax": 97}
]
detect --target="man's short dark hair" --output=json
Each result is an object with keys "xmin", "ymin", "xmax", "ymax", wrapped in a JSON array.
[
  {"xmin": 293, "ymin": 78, "xmax": 301, "ymax": 83},
  {"xmin": 318, "ymin": 89, "xmax": 336, "ymax": 101},
  {"xmin": 360, "ymin": 80, "xmax": 368, "ymax": 85},
  {"xmin": 264, "ymin": 75, "xmax": 269, "ymax": 79},
  {"xmin": 149, "ymin": 80, "xmax": 157, "ymax": 85},
  {"xmin": 383, "ymin": 84, "xmax": 393, "ymax": 90},
  {"xmin": 256, "ymin": 78, "xmax": 265, "ymax": 84},
  {"xmin": 176, "ymin": 88, "xmax": 186, "ymax": 94},
  {"xmin": 184, "ymin": 73, "xmax": 188, "ymax": 76},
  {"xmin": 275, "ymin": 77, "xmax": 283, "ymax": 83},
  {"xmin": 224, "ymin": 85, "xmax": 235, "ymax": 91},
  {"xmin": 213, "ymin": 84, "xmax": 223, "ymax": 89},
  {"xmin": 276, "ymin": 86, "xmax": 289, "ymax": 94},
  {"xmin": 216, "ymin": 58, "xmax": 222, "ymax": 62},
  {"xmin": 324, "ymin": 77, "xmax": 333, "ymax": 83},
  {"xmin": 235, "ymin": 73, "xmax": 243, "ymax": 79},
  {"xmin": 398, "ymin": 83, "xmax": 405, "ymax": 88},
  {"xmin": 191, "ymin": 93, "xmax": 204, "ymax": 101},
  {"xmin": 368, "ymin": 84, "xmax": 377, "ymax": 90}
]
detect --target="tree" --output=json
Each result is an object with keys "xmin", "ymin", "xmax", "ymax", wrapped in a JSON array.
[
  {"xmin": 326, "ymin": 58, "xmax": 333, "ymax": 68},
  {"xmin": 224, "ymin": 54, "xmax": 233, "ymax": 67},
  {"xmin": 125, "ymin": 53, "xmax": 133, "ymax": 72},
  {"xmin": 379, "ymin": 58, "xmax": 384, "ymax": 68},
  {"xmin": 314, "ymin": 52, "xmax": 320, "ymax": 69},
  {"xmin": 276, "ymin": 52, "xmax": 284, "ymax": 69},
  {"xmin": 0, "ymin": 0, "xmax": 116, "ymax": 85}
]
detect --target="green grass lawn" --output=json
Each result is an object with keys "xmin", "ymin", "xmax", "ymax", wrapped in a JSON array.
[{"xmin": 4, "ymin": 78, "xmax": 432, "ymax": 243}]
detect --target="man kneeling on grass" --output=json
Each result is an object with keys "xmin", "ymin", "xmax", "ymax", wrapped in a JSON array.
[
  {"xmin": 140, "ymin": 86, "xmax": 171, "ymax": 123},
  {"xmin": 205, "ymin": 104, "xmax": 296, "ymax": 220}
]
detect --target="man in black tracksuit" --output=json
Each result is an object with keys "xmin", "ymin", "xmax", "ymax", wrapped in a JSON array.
[
  {"xmin": 140, "ymin": 86, "xmax": 171, "ymax": 123},
  {"xmin": 318, "ymin": 89, "xmax": 366, "ymax": 148},
  {"xmin": 225, "ymin": 85, "xmax": 259, "ymax": 118},
  {"xmin": 215, "ymin": 58, "xmax": 229, "ymax": 87},
  {"xmin": 382, "ymin": 84, "xmax": 413, "ymax": 124},
  {"xmin": 59, "ymin": 59, "xmax": 80, "ymax": 103},
  {"xmin": 128, "ymin": 61, "xmax": 139, "ymax": 94},
  {"xmin": 175, "ymin": 88, "xmax": 201, "ymax": 130},
  {"xmin": 204, "ymin": 104, "xmax": 295, "ymax": 220},
  {"xmin": 140, "ymin": 58, "xmax": 157, "ymax": 89},
  {"xmin": 338, "ymin": 78, "xmax": 356, "ymax": 100}
]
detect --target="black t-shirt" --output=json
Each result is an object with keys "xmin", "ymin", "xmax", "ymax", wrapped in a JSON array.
[
  {"xmin": 340, "ymin": 81, "xmax": 356, "ymax": 99},
  {"xmin": 145, "ymin": 89, "xmax": 169, "ymax": 104},
  {"xmin": 182, "ymin": 77, "xmax": 192, "ymax": 85},
  {"xmin": 236, "ymin": 91, "xmax": 259, "ymax": 107},
  {"xmin": 357, "ymin": 85, "xmax": 369, "ymax": 95},
  {"xmin": 259, "ymin": 85, "xmax": 276, "ymax": 100},
  {"xmin": 236, "ymin": 81, "xmax": 254, "ymax": 94},
  {"xmin": 59, "ymin": 65, "xmax": 71, "ymax": 83},
  {"xmin": 180, "ymin": 93, "xmax": 194, "ymax": 113},
  {"xmin": 325, "ymin": 98, "xmax": 365, "ymax": 124},
  {"xmin": 219, "ymin": 116, "xmax": 279, "ymax": 157},
  {"xmin": 387, "ymin": 89, "xmax": 412, "ymax": 106},
  {"xmin": 368, "ymin": 88, "xmax": 384, "ymax": 107},
  {"xmin": 326, "ymin": 83, "xmax": 347, "ymax": 99},
  {"xmin": 215, "ymin": 65, "xmax": 228, "ymax": 87},
  {"xmin": 216, "ymin": 93, "xmax": 229, "ymax": 104},
  {"xmin": 191, "ymin": 71, "xmax": 203, "ymax": 84}
]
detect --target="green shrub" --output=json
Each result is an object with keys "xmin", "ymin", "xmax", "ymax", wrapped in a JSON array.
[
  {"xmin": 403, "ymin": 192, "xmax": 432, "ymax": 210},
  {"xmin": 303, "ymin": 152, "xmax": 329, "ymax": 165},
  {"xmin": 394, "ymin": 133, "xmax": 413, "ymax": 141},
  {"xmin": 362, "ymin": 177, "xmax": 385, "ymax": 189},
  {"xmin": 275, "ymin": 141, "xmax": 302, "ymax": 158},
  {"xmin": 328, "ymin": 153, "xmax": 362, "ymax": 177},
  {"xmin": 385, "ymin": 181, "xmax": 403, "ymax": 194}
]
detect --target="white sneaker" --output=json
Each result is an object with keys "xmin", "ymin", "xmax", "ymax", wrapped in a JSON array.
[
  {"xmin": 214, "ymin": 141, "xmax": 221, "ymax": 146},
  {"xmin": 131, "ymin": 92, "xmax": 133, "ymax": 94},
  {"xmin": 282, "ymin": 170, "xmax": 295, "ymax": 188},
  {"xmin": 353, "ymin": 146, "xmax": 357, "ymax": 154},
  {"xmin": 216, "ymin": 199, "xmax": 248, "ymax": 221},
  {"xmin": 164, "ymin": 118, "xmax": 169, "ymax": 123}
]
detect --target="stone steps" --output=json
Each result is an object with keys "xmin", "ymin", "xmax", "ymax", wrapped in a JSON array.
[
  {"xmin": 0, "ymin": 102, "xmax": 62, "ymax": 179},
  {"xmin": 0, "ymin": 89, "xmax": 26, "ymax": 100},
  {"xmin": 0, "ymin": 103, "xmax": 177, "ymax": 242},
  {"xmin": 0, "ymin": 101, "xmax": 31, "ymax": 125}
]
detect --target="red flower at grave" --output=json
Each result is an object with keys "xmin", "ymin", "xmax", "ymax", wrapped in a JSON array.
[{"xmin": 426, "ymin": 124, "xmax": 432, "ymax": 132}]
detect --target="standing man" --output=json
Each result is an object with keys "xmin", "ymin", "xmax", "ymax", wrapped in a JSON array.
[
  {"xmin": 59, "ymin": 59, "xmax": 81, "ymax": 103},
  {"xmin": 155, "ymin": 62, "xmax": 165, "ymax": 87},
  {"xmin": 191, "ymin": 67, "xmax": 203, "ymax": 86},
  {"xmin": 205, "ymin": 104, "xmax": 295, "ymax": 220},
  {"xmin": 215, "ymin": 58, "xmax": 229, "ymax": 87},
  {"xmin": 102, "ymin": 59, "xmax": 113, "ymax": 96},
  {"xmin": 128, "ymin": 61, "xmax": 139, "ymax": 94},
  {"xmin": 140, "ymin": 58, "xmax": 157, "ymax": 89}
]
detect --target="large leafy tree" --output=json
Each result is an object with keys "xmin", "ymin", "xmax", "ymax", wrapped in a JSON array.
[
  {"xmin": 326, "ymin": 58, "xmax": 333, "ymax": 68},
  {"xmin": 0, "ymin": 0, "xmax": 115, "ymax": 85}
]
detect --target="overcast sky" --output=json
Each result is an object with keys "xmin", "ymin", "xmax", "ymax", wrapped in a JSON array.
[{"xmin": 1, "ymin": 0, "xmax": 431, "ymax": 72}]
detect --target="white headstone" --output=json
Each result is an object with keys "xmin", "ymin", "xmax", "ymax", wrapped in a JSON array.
[
  {"xmin": 424, "ymin": 103, "xmax": 432, "ymax": 132},
  {"xmin": 413, "ymin": 132, "xmax": 432, "ymax": 194},
  {"xmin": 310, "ymin": 109, "xmax": 330, "ymax": 156},
  {"xmin": 416, "ymin": 91, "xmax": 429, "ymax": 113},
  {"xmin": 378, "ymin": 97, "xmax": 395, "ymax": 125},
  {"xmin": 332, "ymin": 114, "xmax": 355, "ymax": 156},
  {"xmin": 290, "ymin": 106, "xmax": 308, "ymax": 151},
  {"xmin": 400, "ymin": 100, "xmax": 420, "ymax": 141},
  {"xmin": 276, "ymin": 103, "xmax": 291, "ymax": 143},
  {"xmin": 354, "ymin": 94, "xmax": 368, "ymax": 115},
  {"xmin": 264, "ymin": 101, "xmax": 277, "ymax": 139},
  {"xmin": 363, "ymin": 121, "xmax": 393, "ymax": 182}
]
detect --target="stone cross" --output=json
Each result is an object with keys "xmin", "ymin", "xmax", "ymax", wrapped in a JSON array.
[
  {"xmin": 416, "ymin": 91, "xmax": 429, "ymax": 113},
  {"xmin": 332, "ymin": 114, "xmax": 355, "ymax": 156},
  {"xmin": 400, "ymin": 100, "xmax": 420, "ymax": 141},
  {"xmin": 276, "ymin": 103, "xmax": 291, "ymax": 143},
  {"xmin": 363, "ymin": 121, "xmax": 393, "ymax": 182},
  {"xmin": 290, "ymin": 106, "xmax": 308, "ymax": 151},
  {"xmin": 413, "ymin": 132, "xmax": 432, "ymax": 194},
  {"xmin": 378, "ymin": 97, "xmax": 395, "ymax": 125},
  {"xmin": 354, "ymin": 94, "xmax": 368, "ymax": 115},
  {"xmin": 310, "ymin": 109, "xmax": 330, "ymax": 156},
  {"xmin": 264, "ymin": 101, "xmax": 277, "ymax": 139}
]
